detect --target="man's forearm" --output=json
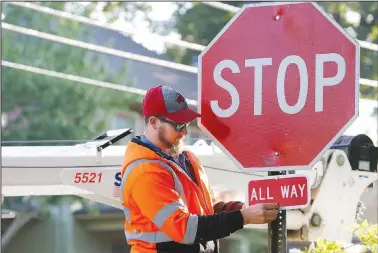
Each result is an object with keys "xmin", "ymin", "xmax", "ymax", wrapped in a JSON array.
[{"xmin": 193, "ymin": 210, "xmax": 244, "ymax": 243}]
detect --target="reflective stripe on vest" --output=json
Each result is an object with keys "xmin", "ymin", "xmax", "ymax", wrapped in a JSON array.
[
  {"xmin": 120, "ymin": 159, "xmax": 187, "ymax": 221},
  {"xmin": 124, "ymin": 215, "xmax": 198, "ymax": 244},
  {"xmin": 120, "ymin": 159, "xmax": 197, "ymax": 245}
]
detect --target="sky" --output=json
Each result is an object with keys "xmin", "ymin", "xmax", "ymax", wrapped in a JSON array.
[
  {"xmin": 119, "ymin": 2, "xmax": 185, "ymax": 54},
  {"xmin": 78, "ymin": 2, "xmax": 190, "ymax": 54}
]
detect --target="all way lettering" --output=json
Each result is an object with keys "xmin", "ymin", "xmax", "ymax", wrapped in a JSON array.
[
  {"xmin": 250, "ymin": 184, "xmax": 306, "ymax": 201},
  {"xmin": 280, "ymin": 184, "xmax": 306, "ymax": 199},
  {"xmin": 248, "ymin": 175, "xmax": 310, "ymax": 209}
]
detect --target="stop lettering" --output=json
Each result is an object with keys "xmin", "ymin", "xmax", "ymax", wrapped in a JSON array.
[{"xmin": 212, "ymin": 53, "xmax": 346, "ymax": 117}]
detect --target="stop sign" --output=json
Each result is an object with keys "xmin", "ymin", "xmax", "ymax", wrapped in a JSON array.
[{"xmin": 198, "ymin": 2, "xmax": 359, "ymax": 172}]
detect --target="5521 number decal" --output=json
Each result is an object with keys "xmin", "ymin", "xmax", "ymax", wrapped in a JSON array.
[{"xmin": 74, "ymin": 172, "xmax": 102, "ymax": 183}]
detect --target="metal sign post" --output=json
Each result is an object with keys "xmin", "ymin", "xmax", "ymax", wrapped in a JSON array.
[{"xmin": 268, "ymin": 170, "xmax": 287, "ymax": 253}]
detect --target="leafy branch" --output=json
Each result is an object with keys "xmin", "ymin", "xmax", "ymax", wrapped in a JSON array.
[{"xmin": 302, "ymin": 220, "xmax": 378, "ymax": 253}]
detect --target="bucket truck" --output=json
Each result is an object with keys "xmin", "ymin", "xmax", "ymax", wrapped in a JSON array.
[{"xmin": 2, "ymin": 128, "xmax": 377, "ymax": 246}]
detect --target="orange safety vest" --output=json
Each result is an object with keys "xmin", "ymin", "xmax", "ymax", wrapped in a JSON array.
[{"xmin": 120, "ymin": 138, "xmax": 217, "ymax": 253}]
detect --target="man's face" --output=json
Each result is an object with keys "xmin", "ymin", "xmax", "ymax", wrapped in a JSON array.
[{"xmin": 154, "ymin": 117, "xmax": 189, "ymax": 156}]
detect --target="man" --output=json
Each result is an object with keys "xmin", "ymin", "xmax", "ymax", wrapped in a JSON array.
[{"xmin": 120, "ymin": 85, "xmax": 280, "ymax": 253}]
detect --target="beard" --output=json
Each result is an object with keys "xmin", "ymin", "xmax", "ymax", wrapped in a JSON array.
[{"xmin": 158, "ymin": 126, "xmax": 185, "ymax": 158}]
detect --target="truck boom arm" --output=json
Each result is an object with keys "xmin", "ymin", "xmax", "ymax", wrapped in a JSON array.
[{"xmin": 2, "ymin": 130, "xmax": 377, "ymax": 243}]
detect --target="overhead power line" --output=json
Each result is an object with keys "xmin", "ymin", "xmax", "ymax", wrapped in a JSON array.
[
  {"xmin": 201, "ymin": 2, "xmax": 378, "ymax": 52},
  {"xmin": 2, "ymin": 22, "xmax": 198, "ymax": 74},
  {"xmin": 360, "ymin": 78, "xmax": 378, "ymax": 88},
  {"xmin": 6, "ymin": 2, "xmax": 377, "ymax": 88},
  {"xmin": 360, "ymin": 79, "xmax": 377, "ymax": 88},
  {"xmin": 7, "ymin": 2, "xmax": 206, "ymax": 52},
  {"xmin": 3, "ymin": 22, "xmax": 377, "ymax": 88},
  {"xmin": 1, "ymin": 61, "xmax": 145, "ymax": 95},
  {"xmin": 1, "ymin": 60, "xmax": 198, "ymax": 106},
  {"xmin": 202, "ymin": 1, "xmax": 240, "ymax": 13},
  {"xmin": 8, "ymin": 2, "xmax": 378, "ymax": 53},
  {"xmin": 2, "ymin": 60, "xmax": 376, "ymax": 105}
]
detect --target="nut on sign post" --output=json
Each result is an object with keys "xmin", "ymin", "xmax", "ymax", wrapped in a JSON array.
[{"xmin": 198, "ymin": 1, "xmax": 359, "ymax": 251}]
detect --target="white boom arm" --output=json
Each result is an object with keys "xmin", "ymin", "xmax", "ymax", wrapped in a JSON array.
[
  {"xmin": 2, "ymin": 132, "xmax": 264, "ymax": 208},
  {"xmin": 290, "ymin": 149, "xmax": 377, "ymax": 243},
  {"xmin": 2, "ymin": 130, "xmax": 377, "ymax": 243}
]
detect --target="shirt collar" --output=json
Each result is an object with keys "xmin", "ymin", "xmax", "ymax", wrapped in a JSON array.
[{"xmin": 139, "ymin": 134, "xmax": 187, "ymax": 162}]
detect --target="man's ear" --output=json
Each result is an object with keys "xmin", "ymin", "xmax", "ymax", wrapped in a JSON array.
[{"xmin": 149, "ymin": 117, "xmax": 158, "ymax": 130}]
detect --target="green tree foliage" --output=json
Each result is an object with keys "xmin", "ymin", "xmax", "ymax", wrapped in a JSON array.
[
  {"xmin": 320, "ymin": 2, "xmax": 378, "ymax": 100},
  {"xmin": 302, "ymin": 238, "xmax": 345, "ymax": 253},
  {"xmin": 167, "ymin": 2, "xmax": 378, "ymax": 100},
  {"xmin": 165, "ymin": 2, "xmax": 244, "ymax": 65},
  {"xmin": 302, "ymin": 220, "xmax": 378, "ymax": 253},
  {"xmin": 353, "ymin": 220, "xmax": 378, "ymax": 253},
  {"xmin": 2, "ymin": 2, "xmax": 135, "ymax": 143},
  {"xmin": 1, "ymin": 2, "xmax": 137, "ymax": 247}
]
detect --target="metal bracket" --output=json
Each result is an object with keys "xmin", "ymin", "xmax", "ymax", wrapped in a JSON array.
[{"xmin": 93, "ymin": 128, "xmax": 134, "ymax": 152}]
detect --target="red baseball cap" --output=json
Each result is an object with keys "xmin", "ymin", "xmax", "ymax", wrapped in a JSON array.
[{"xmin": 142, "ymin": 85, "xmax": 200, "ymax": 124}]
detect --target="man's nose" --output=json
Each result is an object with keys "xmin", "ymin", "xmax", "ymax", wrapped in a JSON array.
[{"xmin": 180, "ymin": 126, "xmax": 188, "ymax": 135}]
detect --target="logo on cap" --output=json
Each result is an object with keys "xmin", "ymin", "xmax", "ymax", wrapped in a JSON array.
[{"xmin": 175, "ymin": 95, "xmax": 185, "ymax": 104}]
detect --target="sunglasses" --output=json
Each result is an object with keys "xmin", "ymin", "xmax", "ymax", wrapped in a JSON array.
[{"xmin": 157, "ymin": 116, "xmax": 190, "ymax": 132}]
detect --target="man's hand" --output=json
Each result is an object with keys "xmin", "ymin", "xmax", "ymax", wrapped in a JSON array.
[{"xmin": 240, "ymin": 203, "xmax": 280, "ymax": 224}]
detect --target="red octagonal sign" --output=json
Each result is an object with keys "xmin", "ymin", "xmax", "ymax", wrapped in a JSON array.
[{"xmin": 198, "ymin": 2, "xmax": 359, "ymax": 172}]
